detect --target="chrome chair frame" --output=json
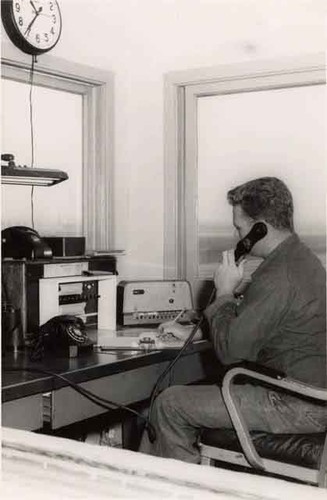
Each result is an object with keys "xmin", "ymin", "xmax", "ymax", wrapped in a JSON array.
[{"xmin": 199, "ymin": 366, "xmax": 327, "ymax": 487}]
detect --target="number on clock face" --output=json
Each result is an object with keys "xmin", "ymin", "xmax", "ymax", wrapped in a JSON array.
[{"xmin": 13, "ymin": 0, "xmax": 61, "ymax": 50}]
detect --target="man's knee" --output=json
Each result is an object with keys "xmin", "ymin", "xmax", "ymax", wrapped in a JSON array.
[{"xmin": 153, "ymin": 385, "xmax": 186, "ymax": 417}]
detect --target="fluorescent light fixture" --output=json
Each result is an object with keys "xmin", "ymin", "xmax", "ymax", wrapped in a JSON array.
[{"xmin": 1, "ymin": 165, "xmax": 68, "ymax": 186}]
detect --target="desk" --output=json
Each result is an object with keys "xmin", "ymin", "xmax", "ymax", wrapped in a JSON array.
[{"xmin": 2, "ymin": 340, "xmax": 214, "ymax": 431}]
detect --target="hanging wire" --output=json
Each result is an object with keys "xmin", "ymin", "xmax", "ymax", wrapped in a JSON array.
[
  {"xmin": 29, "ymin": 55, "xmax": 37, "ymax": 229},
  {"xmin": 4, "ymin": 366, "xmax": 156, "ymax": 440}
]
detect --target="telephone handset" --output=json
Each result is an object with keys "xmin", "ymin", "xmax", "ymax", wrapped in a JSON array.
[
  {"xmin": 234, "ymin": 222, "xmax": 267, "ymax": 263},
  {"xmin": 2, "ymin": 225, "xmax": 52, "ymax": 259}
]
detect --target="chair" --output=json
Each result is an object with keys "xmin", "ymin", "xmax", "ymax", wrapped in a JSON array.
[{"xmin": 199, "ymin": 365, "xmax": 327, "ymax": 487}]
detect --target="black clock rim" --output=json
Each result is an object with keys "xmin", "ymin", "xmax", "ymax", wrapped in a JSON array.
[{"xmin": 1, "ymin": 0, "xmax": 62, "ymax": 56}]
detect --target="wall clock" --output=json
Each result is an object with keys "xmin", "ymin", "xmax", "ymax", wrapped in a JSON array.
[{"xmin": 1, "ymin": 0, "xmax": 62, "ymax": 55}]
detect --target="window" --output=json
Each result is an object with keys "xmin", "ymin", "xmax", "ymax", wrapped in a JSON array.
[
  {"xmin": 1, "ymin": 45, "xmax": 114, "ymax": 251},
  {"xmin": 2, "ymin": 79, "xmax": 83, "ymax": 234},
  {"xmin": 197, "ymin": 84, "xmax": 326, "ymax": 276},
  {"xmin": 164, "ymin": 54, "xmax": 326, "ymax": 307}
]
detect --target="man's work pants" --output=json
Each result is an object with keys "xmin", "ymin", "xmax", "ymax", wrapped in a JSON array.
[{"xmin": 139, "ymin": 384, "xmax": 327, "ymax": 463}]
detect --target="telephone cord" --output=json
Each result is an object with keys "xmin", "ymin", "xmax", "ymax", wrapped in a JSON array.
[
  {"xmin": 146, "ymin": 286, "xmax": 216, "ymax": 442},
  {"xmin": 4, "ymin": 366, "xmax": 156, "ymax": 441}
]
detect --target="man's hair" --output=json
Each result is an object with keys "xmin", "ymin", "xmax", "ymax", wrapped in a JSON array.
[{"xmin": 227, "ymin": 177, "xmax": 294, "ymax": 231}]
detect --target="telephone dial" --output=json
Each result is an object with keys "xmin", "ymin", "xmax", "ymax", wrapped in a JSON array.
[{"xmin": 29, "ymin": 315, "xmax": 92, "ymax": 360}]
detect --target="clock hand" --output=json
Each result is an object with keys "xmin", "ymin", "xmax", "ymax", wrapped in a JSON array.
[
  {"xmin": 30, "ymin": 0, "xmax": 38, "ymax": 14},
  {"xmin": 24, "ymin": 14, "xmax": 38, "ymax": 35},
  {"xmin": 24, "ymin": 7, "xmax": 42, "ymax": 36}
]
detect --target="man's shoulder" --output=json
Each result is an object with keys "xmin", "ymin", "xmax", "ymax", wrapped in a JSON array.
[
  {"xmin": 284, "ymin": 237, "xmax": 326, "ymax": 295},
  {"xmin": 255, "ymin": 234, "xmax": 325, "ymax": 291},
  {"xmin": 286, "ymin": 236, "xmax": 325, "ymax": 274}
]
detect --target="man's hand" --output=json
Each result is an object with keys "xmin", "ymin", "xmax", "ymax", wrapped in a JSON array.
[
  {"xmin": 157, "ymin": 321, "xmax": 202, "ymax": 341},
  {"xmin": 214, "ymin": 249, "xmax": 245, "ymax": 297}
]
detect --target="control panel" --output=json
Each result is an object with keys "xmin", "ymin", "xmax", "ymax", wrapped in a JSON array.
[
  {"xmin": 58, "ymin": 280, "xmax": 99, "ymax": 326},
  {"xmin": 117, "ymin": 280, "xmax": 193, "ymax": 326},
  {"xmin": 39, "ymin": 274, "xmax": 116, "ymax": 330}
]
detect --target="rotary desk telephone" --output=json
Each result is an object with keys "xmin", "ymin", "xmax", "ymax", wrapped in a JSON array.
[{"xmin": 29, "ymin": 315, "xmax": 92, "ymax": 360}]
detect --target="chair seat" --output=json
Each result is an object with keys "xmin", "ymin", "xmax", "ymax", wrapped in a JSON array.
[{"xmin": 200, "ymin": 429, "xmax": 326, "ymax": 469}]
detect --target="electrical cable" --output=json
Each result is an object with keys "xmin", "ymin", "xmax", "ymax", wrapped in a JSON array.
[
  {"xmin": 29, "ymin": 55, "xmax": 37, "ymax": 229},
  {"xmin": 146, "ymin": 287, "xmax": 216, "ymax": 442},
  {"xmin": 4, "ymin": 366, "xmax": 156, "ymax": 439},
  {"xmin": 29, "ymin": 55, "xmax": 36, "ymax": 169}
]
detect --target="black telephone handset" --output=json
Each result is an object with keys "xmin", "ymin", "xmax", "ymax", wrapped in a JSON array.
[
  {"xmin": 234, "ymin": 222, "xmax": 267, "ymax": 264},
  {"xmin": 2, "ymin": 225, "xmax": 52, "ymax": 259}
]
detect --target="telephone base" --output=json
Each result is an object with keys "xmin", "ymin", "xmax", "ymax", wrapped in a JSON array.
[{"xmin": 43, "ymin": 340, "xmax": 95, "ymax": 358}]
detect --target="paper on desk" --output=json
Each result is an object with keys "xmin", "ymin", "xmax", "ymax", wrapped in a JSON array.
[{"xmin": 94, "ymin": 328, "xmax": 185, "ymax": 350}]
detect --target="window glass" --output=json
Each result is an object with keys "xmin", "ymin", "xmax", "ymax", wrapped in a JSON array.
[
  {"xmin": 198, "ymin": 84, "xmax": 326, "ymax": 276},
  {"xmin": 2, "ymin": 78, "xmax": 83, "ymax": 236}
]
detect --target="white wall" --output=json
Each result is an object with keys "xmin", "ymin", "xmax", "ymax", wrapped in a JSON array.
[{"xmin": 2, "ymin": 0, "xmax": 326, "ymax": 278}]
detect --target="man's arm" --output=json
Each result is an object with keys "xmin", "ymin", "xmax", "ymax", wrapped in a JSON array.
[
  {"xmin": 204, "ymin": 282, "xmax": 289, "ymax": 365},
  {"xmin": 204, "ymin": 250, "xmax": 290, "ymax": 365}
]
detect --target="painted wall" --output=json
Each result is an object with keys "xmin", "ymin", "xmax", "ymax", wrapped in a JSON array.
[{"xmin": 2, "ymin": 0, "xmax": 326, "ymax": 278}]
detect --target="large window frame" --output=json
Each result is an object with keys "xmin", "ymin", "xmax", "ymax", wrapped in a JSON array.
[
  {"xmin": 164, "ymin": 53, "xmax": 326, "ymax": 304},
  {"xmin": 1, "ymin": 43, "xmax": 114, "ymax": 251}
]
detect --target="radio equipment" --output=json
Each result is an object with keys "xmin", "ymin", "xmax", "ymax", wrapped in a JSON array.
[
  {"xmin": 2, "ymin": 259, "xmax": 117, "ymax": 346},
  {"xmin": 39, "ymin": 274, "xmax": 116, "ymax": 329},
  {"xmin": 117, "ymin": 280, "xmax": 193, "ymax": 326}
]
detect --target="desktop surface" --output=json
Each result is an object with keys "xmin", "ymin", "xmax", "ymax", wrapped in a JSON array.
[
  {"xmin": 2, "ymin": 338, "xmax": 211, "ymax": 403},
  {"xmin": 93, "ymin": 326, "xmax": 190, "ymax": 351}
]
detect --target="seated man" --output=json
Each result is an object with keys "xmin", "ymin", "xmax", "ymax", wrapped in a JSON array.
[{"xmin": 139, "ymin": 176, "xmax": 327, "ymax": 463}]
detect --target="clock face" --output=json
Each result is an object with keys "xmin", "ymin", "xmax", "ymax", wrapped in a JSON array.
[{"xmin": 2, "ymin": 0, "xmax": 62, "ymax": 55}]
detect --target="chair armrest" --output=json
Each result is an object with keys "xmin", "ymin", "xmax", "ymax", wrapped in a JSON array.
[{"xmin": 221, "ymin": 365, "xmax": 327, "ymax": 471}]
